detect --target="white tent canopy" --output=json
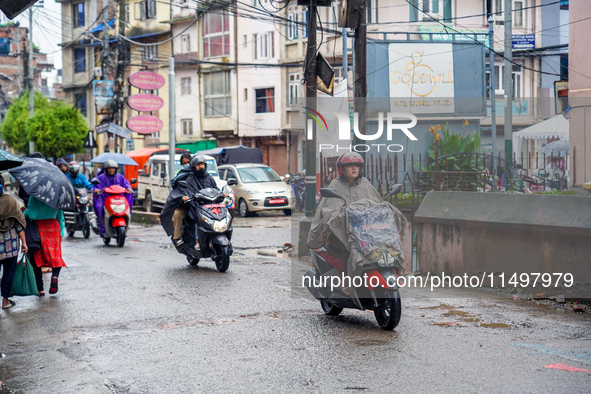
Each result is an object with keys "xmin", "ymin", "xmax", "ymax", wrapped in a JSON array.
[{"xmin": 513, "ymin": 115, "xmax": 569, "ymax": 156}]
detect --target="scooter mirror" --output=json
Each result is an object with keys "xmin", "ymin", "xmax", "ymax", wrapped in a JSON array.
[
  {"xmin": 319, "ymin": 188, "xmax": 346, "ymax": 201},
  {"xmin": 130, "ymin": 178, "xmax": 137, "ymax": 184},
  {"xmin": 386, "ymin": 184, "xmax": 403, "ymax": 198},
  {"xmin": 91, "ymin": 178, "xmax": 100, "ymax": 185},
  {"xmin": 226, "ymin": 178, "xmax": 237, "ymax": 186}
]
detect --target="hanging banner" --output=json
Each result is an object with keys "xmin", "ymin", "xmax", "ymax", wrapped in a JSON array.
[
  {"xmin": 129, "ymin": 71, "xmax": 165, "ymax": 90},
  {"xmin": 127, "ymin": 115, "xmax": 163, "ymax": 135},
  {"xmin": 128, "ymin": 93, "xmax": 164, "ymax": 112}
]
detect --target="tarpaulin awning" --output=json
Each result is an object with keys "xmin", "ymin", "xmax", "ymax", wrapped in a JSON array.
[{"xmin": 512, "ymin": 115, "xmax": 569, "ymax": 156}]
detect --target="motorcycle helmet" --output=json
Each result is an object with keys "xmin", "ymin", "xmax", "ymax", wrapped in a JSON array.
[
  {"xmin": 104, "ymin": 159, "xmax": 118, "ymax": 170},
  {"xmin": 190, "ymin": 155, "xmax": 208, "ymax": 176},
  {"xmin": 336, "ymin": 152, "xmax": 364, "ymax": 177},
  {"xmin": 57, "ymin": 158, "xmax": 69, "ymax": 173},
  {"xmin": 68, "ymin": 161, "xmax": 80, "ymax": 178}
]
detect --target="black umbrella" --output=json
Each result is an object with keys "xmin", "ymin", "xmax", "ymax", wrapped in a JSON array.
[
  {"xmin": 0, "ymin": 148, "xmax": 24, "ymax": 171},
  {"xmin": 8, "ymin": 158, "xmax": 76, "ymax": 210}
]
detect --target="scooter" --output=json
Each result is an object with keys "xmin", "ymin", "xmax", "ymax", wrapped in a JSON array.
[
  {"xmin": 286, "ymin": 172, "xmax": 305, "ymax": 212},
  {"xmin": 92, "ymin": 178, "xmax": 135, "ymax": 247},
  {"xmin": 176, "ymin": 179, "xmax": 237, "ymax": 272},
  {"xmin": 64, "ymin": 187, "xmax": 92, "ymax": 239},
  {"xmin": 304, "ymin": 184, "xmax": 404, "ymax": 331}
]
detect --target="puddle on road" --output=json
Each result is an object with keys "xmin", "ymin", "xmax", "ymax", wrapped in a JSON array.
[
  {"xmin": 479, "ymin": 323, "xmax": 511, "ymax": 329},
  {"xmin": 419, "ymin": 304, "xmax": 513, "ymax": 329}
]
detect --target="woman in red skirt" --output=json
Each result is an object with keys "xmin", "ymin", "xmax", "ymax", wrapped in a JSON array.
[{"xmin": 24, "ymin": 197, "xmax": 67, "ymax": 295}]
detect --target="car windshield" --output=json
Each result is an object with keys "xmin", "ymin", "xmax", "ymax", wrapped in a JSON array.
[
  {"xmin": 238, "ymin": 167, "xmax": 281, "ymax": 183},
  {"xmin": 206, "ymin": 159, "xmax": 218, "ymax": 176}
]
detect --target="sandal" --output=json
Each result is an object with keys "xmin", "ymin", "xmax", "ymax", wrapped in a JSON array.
[
  {"xmin": 49, "ymin": 277, "xmax": 58, "ymax": 294},
  {"xmin": 2, "ymin": 300, "xmax": 15, "ymax": 309},
  {"xmin": 38, "ymin": 291, "xmax": 45, "ymax": 296}
]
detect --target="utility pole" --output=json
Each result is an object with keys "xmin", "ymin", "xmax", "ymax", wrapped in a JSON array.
[
  {"xmin": 504, "ymin": 0, "xmax": 513, "ymax": 190},
  {"xmin": 304, "ymin": 1, "xmax": 317, "ymax": 217},
  {"xmin": 16, "ymin": 23, "xmax": 22, "ymax": 92},
  {"xmin": 168, "ymin": 57, "xmax": 175, "ymax": 190},
  {"xmin": 28, "ymin": 8, "xmax": 34, "ymax": 155},
  {"xmin": 353, "ymin": 0, "xmax": 367, "ymax": 150},
  {"xmin": 488, "ymin": 16, "xmax": 497, "ymax": 179},
  {"xmin": 116, "ymin": 0, "xmax": 127, "ymax": 156}
]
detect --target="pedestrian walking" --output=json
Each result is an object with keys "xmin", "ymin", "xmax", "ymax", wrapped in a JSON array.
[
  {"xmin": 24, "ymin": 196, "xmax": 67, "ymax": 295},
  {"xmin": 0, "ymin": 176, "xmax": 28, "ymax": 309}
]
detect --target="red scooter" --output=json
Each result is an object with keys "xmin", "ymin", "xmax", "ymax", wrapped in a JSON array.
[
  {"xmin": 304, "ymin": 185, "xmax": 404, "ymax": 330},
  {"xmin": 92, "ymin": 181, "xmax": 134, "ymax": 247}
]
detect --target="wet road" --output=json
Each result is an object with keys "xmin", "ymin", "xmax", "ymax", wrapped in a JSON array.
[{"xmin": 1, "ymin": 213, "xmax": 590, "ymax": 393}]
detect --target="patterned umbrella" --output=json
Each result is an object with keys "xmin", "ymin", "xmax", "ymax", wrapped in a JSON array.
[
  {"xmin": 541, "ymin": 140, "xmax": 569, "ymax": 158},
  {"xmin": 0, "ymin": 148, "xmax": 24, "ymax": 171},
  {"xmin": 8, "ymin": 158, "xmax": 76, "ymax": 210}
]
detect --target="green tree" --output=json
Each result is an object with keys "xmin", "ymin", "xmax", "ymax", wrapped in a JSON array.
[{"xmin": 0, "ymin": 90, "xmax": 87, "ymax": 157}]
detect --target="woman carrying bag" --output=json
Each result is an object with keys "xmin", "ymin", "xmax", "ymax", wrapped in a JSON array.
[
  {"xmin": 25, "ymin": 197, "xmax": 67, "ymax": 295},
  {"xmin": 0, "ymin": 177, "xmax": 28, "ymax": 309}
]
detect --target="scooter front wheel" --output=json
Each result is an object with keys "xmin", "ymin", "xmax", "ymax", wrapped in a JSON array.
[
  {"xmin": 320, "ymin": 300, "xmax": 343, "ymax": 316},
  {"xmin": 215, "ymin": 245, "xmax": 230, "ymax": 272},
  {"xmin": 373, "ymin": 289, "xmax": 401, "ymax": 331},
  {"xmin": 116, "ymin": 227, "xmax": 126, "ymax": 247},
  {"xmin": 82, "ymin": 214, "xmax": 90, "ymax": 239},
  {"xmin": 103, "ymin": 237, "xmax": 111, "ymax": 245}
]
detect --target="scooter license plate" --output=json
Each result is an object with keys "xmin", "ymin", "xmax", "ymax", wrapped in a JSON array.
[{"xmin": 268, "ymin": 198, "xmax": 285, "ymax": 204}]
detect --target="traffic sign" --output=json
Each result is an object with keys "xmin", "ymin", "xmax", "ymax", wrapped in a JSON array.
[{"xmin": 82, "ymin": 131, "xmax": 98, "ymax": 149}]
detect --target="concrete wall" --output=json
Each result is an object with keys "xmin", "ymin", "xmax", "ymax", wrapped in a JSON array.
[{"xmin": 415, "ymin": 192, "xmax": 591, "ymax": 296}]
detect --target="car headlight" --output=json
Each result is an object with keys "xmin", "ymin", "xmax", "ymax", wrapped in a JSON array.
[
  {"xmin": 213, "ymin": 221, "xmax": 228, "ymax": 233},
  {"xmin": 111, "ymin": 204, "xmax": 126, "ymax": 214},
  {"xmin": 244, "ymin": 188, "xmax": 259, "ymax": 195}
]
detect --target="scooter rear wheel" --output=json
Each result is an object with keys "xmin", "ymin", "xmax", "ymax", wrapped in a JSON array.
[
  {"xmin": 320, "ymin": 300, "xmax": 343, "ymax": 316},
  {"xmin": 373, "ymin": 289, "xmax": 401, "ymax": 331}
]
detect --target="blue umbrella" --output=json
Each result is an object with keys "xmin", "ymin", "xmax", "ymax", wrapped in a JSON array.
[
  {"xmin": 91, "ymin": 152, "xmax": 138, "ymax": 166},
  {"xmin": 0, "ymin": 148, "xmax": 24, "ymax": 171}
]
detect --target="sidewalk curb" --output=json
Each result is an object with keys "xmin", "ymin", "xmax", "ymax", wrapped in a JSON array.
[{"xmin": 131, "ymin": 211, "xmax": 160, "ymax": 225}]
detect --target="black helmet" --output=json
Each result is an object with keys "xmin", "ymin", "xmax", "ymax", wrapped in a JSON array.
[
  {"xmin": 68, "ymin": 161, "xmax": 80, "ymax": 177},
  {"xmin": 104, "ymin": 159, "xmax": 118, "ymax": 170},
  {"xmin": 190, "ymin": 155, "xmax": 207, "ymax": 176}
]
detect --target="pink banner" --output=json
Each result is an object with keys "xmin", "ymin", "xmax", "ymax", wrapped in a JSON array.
[
  {"xmin": 127, "ymin": 115, "xmax": 163, "ymax": 135},
  {"xmin": 128, "ymin": 71, "xmax": 165, "ymax": 90},
  {"xmin": 128, "ymin": 93, "xmax": 164, "ymax": 112}
]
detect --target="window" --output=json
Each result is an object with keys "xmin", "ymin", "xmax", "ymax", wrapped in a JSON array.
[
  {"xmin": 287, "ymin": 13, "xmax": 297, "ymax": 40},
  {"xmin": 367, "ymin": 0, "xmax": 377, "ymax": 24},
  {"xmin": 560, "ymin": 54, "xmax": 568, "ymax": 80},
  {"xmin": 203, "ymin": 10, "xmax": 230, "ymax": 58},
  {"xmin": 181, "ymin": 77, "xmax": 191, "ymax": 95},
  {"xmin": 299, "ymin": 11, "xmax": 308, "ymax": 38},
  {"xmin": 73, "ymin": 3, "xmax": 84, "ymax": 28},
  {"xmin": 225, "ymin": 168, "xmax": 236, "ymax": 181},
  {"xmin": 409, "ymin": 0, "xmax": 451, "ymax": 23},
  {"xmin": 244, "ymin": 88, "xmax": 248, "ymax": 101},
  {"xmin": 560, "ymin": 0, "xmax": 569, "ymax": 10},
  {"xmin": 135, "ymin": 1, "xmax": 156, "ymax": 21},
  {"xmin": 488, "ymin": 0, "xmax": 525, "ymax": 27},
  {"xmin": 182, "ymin": 119, "xmax": 193, "ymax": 136},
  {"xmin": 334, "ymin": 67, "xmax": 343, "ymax": 83},
  {"xmin": 288, "ymin": 73, "xmax": 300, "ymax": 106},
  {"xmin": 255, "ymin": 88, "xmax": 275, "ymax": 113},
  {"xmin": 203, "ymin": 71, "xmax": 231, "ymax": 117},
  {"xmin": 75, "ymin": 92, "xmax": 87, "ymax": 116},
  {"xmin": 142, "ymin": 45, "xmax": 158, "ymax": 61},
  {"xmin": 254, "ymin": 32, "xmax": 274, "ymax": 60},
  {"xmin": 74, "ymin": 48, "xmax": 86, "ymax": 73},
  {"xmin": 181, "ymin": 34, "xmax": 190, "ymax": 53},
  {"xmin": 485, "ymin": 63, "xmax": 523, "ymax": 99}
]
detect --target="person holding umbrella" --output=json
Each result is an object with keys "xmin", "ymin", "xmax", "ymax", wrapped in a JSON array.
[
  {"xmin": 0, "ymin": 176, "xmax": 28, "ymax": 309},
  {"xmin": 9, "ymin": 157, "xmax": 76, "ymax": 295}
]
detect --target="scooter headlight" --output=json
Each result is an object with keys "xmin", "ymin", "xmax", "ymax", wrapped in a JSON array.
[
  {"xmin": 111, "ymin": 204, "xmax": 126, "ymax": 214},
  {"xmin": 213, "ymin": 220, "xmax": 228, "ymax": 233},
  {"xmin": 79, "ymin": 196, "xmax": 89, "ymax": 204}
]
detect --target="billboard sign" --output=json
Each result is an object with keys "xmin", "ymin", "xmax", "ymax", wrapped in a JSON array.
[
  {"xmin": 92, "ymin": 80, "xmax": 115, "ymax": 97},
  {"xmin": 388, "ymin": 43, "xmax": 455, "ymax": 113},
  {"xmin": 128, "ymin": 93, "xmax": 164, "ymax": 112},
  {"xmin": 127, "ymin": 115, "xmax": 163, "ymax": 134},
  {"xmin": 129, "ymin": 71, "xmax": 165, "ymax": 90}
]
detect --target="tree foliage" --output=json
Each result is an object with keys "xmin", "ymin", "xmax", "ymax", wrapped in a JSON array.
[{"xmin": 0, "ymin": 90, "xmax": 87, "ymax": 158}]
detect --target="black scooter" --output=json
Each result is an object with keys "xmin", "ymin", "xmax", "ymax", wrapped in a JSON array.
[
  {"xmin": 304, "ymin": 184, "xmax": 404, "ymax": 330},
  {"xmin": 64, "ymin": 187, "xmax": 91, "ymax": 239},
  {"xmin": 176, "ymin": 179, "xmax": 237, "ymax": 272}
]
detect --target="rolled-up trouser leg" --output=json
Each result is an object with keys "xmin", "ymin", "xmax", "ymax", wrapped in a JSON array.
[{"xmin": 172, "ymin": 208, "xmax": 187, "ymax": 240}]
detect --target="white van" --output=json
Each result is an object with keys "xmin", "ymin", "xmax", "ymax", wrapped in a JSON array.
[{"xmin": 137, "ymin": 154, "xmax": 225, "ymax": 212}]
